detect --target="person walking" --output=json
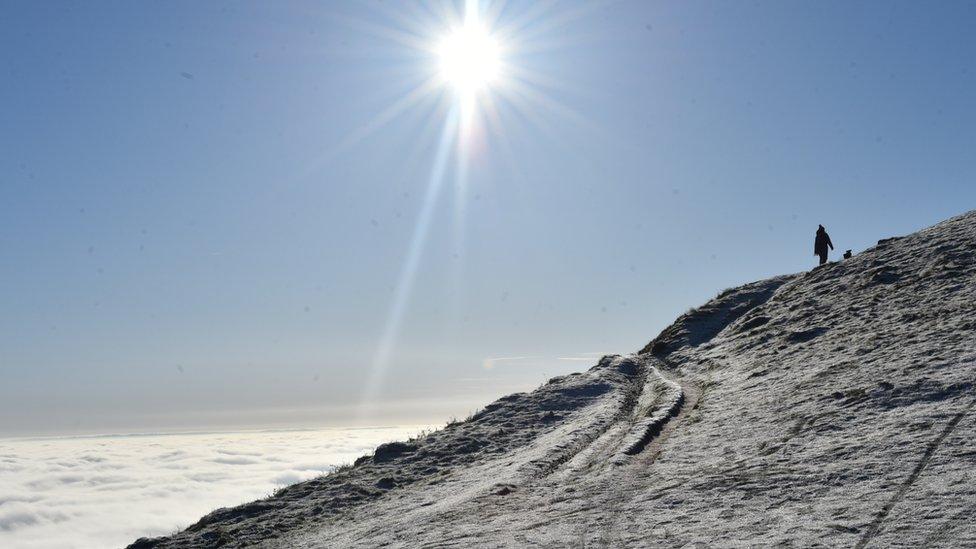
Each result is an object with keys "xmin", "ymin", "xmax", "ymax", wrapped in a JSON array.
[{"xmin": 815, "ymin": 224, "xmax": 834, "ymax": 265}]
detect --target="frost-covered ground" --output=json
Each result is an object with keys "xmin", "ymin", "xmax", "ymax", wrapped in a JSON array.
[
  {"xmin": 0, "ymin": 426, "xmax": 426, "ymax": 549},
  {"xmin": 134, "ymin": 211, "xmax": 976, "ymax": 548}
]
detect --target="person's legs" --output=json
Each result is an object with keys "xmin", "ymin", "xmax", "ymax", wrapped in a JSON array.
[{"xmin": 819, "ymin": 252, "xmax": 828, "ymax": 265}]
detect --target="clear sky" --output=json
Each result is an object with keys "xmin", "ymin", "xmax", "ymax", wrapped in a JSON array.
[{"xmin": 2, "ymin": 1, "xmax": 974, "ymax": 436}]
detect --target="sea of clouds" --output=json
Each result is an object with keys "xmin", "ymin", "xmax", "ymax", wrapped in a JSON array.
[{"xmin": 0, "ymin": 426, "xmax": 427, "ymax": 549}]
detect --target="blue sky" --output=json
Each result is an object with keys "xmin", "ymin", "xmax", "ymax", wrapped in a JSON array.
[{"xmin": 2, "ymin": 1, "xmax": 974, "ymax": 435}]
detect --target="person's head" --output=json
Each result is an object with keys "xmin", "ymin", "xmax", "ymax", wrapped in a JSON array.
[{"xmin": 818, "ymin": 224, "xmax": 824, "ymax": 231}]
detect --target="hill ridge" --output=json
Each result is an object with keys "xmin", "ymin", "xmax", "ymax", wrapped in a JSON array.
[{"xmin": 132, "ymin": 210, "xmax": 976, "ymax": 548}]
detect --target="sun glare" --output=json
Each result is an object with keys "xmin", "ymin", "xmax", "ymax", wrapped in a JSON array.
[
  {"xmin": 437, "ymin": 23, "xmax": 500, "ymax": 94},
  {"xmin": 360, "ymin": 1, "xmax": 587, "ymax": 418}
]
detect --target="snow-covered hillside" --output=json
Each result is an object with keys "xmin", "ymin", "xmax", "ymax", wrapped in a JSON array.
[{"xmin": 131, "ymin": 210, "xmax": 976, "ymax": 548}]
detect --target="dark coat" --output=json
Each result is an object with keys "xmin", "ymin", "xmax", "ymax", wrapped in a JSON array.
[{"xmin": 815, "ymin": 227, "xmax": 834, "ymax": 256}]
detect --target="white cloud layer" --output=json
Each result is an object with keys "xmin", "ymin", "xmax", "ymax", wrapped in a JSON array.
[{"xmin": 0, "ymin": 426, "xmax": 427, "ymax": 549}]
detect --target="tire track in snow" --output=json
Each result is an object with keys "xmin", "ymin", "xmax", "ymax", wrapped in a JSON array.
[
  {"xmin": 855, "ymin": 397, "xmax": 976, "ymax": 549},
  {"xmin": 597, "ymin": 369, "xmax": 702, "ymax": 544},
  {"xmin": 520, "ymin": 356, "xmax": 647, "ymax": 481},
  {"xmin": 617, "ymin": 363, "xmax": 685, "ymax": 458}
]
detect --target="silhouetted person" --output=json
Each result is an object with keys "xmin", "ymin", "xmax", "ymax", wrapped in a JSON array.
[{"xmin": 815, "ymin": 225, "xmax": 834, "ymax": 265}]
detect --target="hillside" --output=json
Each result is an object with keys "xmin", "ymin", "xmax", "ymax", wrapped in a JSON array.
[{"xmin": 131, "ymin": 210, "xmax": 976, "ymax": 548}]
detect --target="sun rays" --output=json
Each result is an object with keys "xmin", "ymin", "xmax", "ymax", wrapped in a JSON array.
[{"xmin": 340, "ymin": 0, "xmax": 601, "ymax": 419}]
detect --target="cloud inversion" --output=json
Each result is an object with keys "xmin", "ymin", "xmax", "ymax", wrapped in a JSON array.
[{"xmin": 0, "ymin": 426, "xmax": 426, "ymax": 549}]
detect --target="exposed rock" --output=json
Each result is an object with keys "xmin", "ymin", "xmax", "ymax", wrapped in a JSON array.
[{"xmin": 371, "ymin": 441, "xmax": 417, "ymax": 463}]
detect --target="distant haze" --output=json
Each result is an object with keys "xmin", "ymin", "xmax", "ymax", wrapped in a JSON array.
[{"xmin": 2, "ymin": 1, "xmax": 975, "ymax": 436}]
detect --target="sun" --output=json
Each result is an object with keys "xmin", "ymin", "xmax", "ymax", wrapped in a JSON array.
[{"xmin": 437, "ymin": 22, "xmax": 500, "ymax": 94}]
